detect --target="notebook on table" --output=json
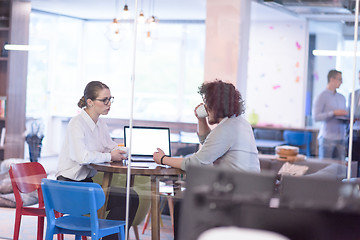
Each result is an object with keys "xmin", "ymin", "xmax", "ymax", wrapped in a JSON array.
[{"xmin": 124, "ymin": 126, "xmax": 172, "ymax": 162}]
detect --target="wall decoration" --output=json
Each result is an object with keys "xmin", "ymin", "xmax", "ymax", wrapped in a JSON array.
[{"xmin": 246, "ymin": 20, "xmax": 307, "ymax": 127}]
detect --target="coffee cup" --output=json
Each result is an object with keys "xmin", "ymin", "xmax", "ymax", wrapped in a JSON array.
[
  {"xmin": 115, "ymin": 146, "xmax": 129, "ymax": 158},
  {"xmin": 196, "ymin": 104, "xmax": 208, "ymax": 118}
]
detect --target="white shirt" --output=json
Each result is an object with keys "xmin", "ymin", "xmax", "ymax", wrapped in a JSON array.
[
  {"xmin": 181, "ymin": 116, "xmax": 260, "ymax": 173},
  {"xmin": 56, "ymin": 109, "xmax": 117, "ymax": 181}
]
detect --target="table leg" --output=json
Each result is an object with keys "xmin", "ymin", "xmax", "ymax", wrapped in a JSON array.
[
  {"xmin": 151, "ymin": 175, "xmax": 160, "ymax": 240},
  {"xmin": 98, "ymin": 171, "xmax": 113, "ymax": 219}
]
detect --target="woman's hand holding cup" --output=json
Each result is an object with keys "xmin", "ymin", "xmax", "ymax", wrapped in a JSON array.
[{"xmin": 111, "ymin": 146, "xmax": 129, "ymax": 161}]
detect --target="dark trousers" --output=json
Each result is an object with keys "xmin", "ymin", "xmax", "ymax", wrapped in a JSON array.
[
  {"xmin": 173, "ymin": 199, "xmax": 182, "ymax": 240},
  {"xmin": 350, "ymin": 133, "xmax": 360, "ymax": 177},
  {"xmin": 57, "ymin": 176, "xmax": 139, "ymax": 240}
]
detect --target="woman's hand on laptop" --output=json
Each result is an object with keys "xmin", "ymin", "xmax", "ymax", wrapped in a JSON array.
[
  {"xmin": 153, "ymin": 148, "xmax": 165, "ymax": 165},
  {"xmin": 154, "ymin": 148, "xmax": 184, "ymax": 169},
  {"xmin": 111, "ymin": 149, "xmax": 128, "ymax": 162}
]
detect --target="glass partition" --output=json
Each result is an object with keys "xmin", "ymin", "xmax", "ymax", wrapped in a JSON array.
[{"xmin": 23, "ymin": 1, "xmax": 360, "ymax": 239}]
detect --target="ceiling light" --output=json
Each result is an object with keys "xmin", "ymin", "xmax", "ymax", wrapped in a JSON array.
[
  {"xmin": 4, "ymin": 44, "xmax": 46, "ymax": 51},
  {"xmin": 104, "ymin": 0, "xmax": 123, "ymax": 49},
  {"xmin": 138, "ymin": 11, "xmax": 146, "ymax": 24},
  {"xmin": 312, "ymin": 50, "xmax": 360, "ymax": 57},
  {"xmin": 123, "ymin": 4, "xmax": 130, "ymax": 19},
  {"xmin": 105, "ymin": 18, "xmax": 122, "ymax": 49},
  {"xmin": 145, "ymin": 31, "xmax": 152, "ymax": 45},
  {"xmin": 148, "ymin": 16, "xmax": 158, "ymax": 30}
]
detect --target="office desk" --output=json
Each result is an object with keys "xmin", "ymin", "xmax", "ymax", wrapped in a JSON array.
[
  {"xmin": 255, "ymin": 139, "xmax": 287, "ymax": 154},
  {"xmin": 255, "ymin": 139, "xmax": 287, "ymax": 148},
  {"xmin": 91, "ymin": 161, "xmax": 184, "ymax": 240}
]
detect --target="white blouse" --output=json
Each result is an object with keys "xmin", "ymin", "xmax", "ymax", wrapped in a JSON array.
[{"xmin": 56, "ymin": 109, "xmax": 117, "ymax": 181}]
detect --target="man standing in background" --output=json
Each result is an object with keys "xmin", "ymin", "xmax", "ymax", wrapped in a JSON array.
[{"xmin": 313, "ymin": 69, "xmax": 348, "ymax": 160}]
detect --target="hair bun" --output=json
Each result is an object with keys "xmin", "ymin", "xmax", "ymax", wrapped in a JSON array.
[{"xmin": 77, "ymin": 96, "xmax": 86, "ymax": 108}]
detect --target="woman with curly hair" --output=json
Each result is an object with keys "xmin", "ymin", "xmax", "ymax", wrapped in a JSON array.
[{"xmin": 153, "ymin": 79, "xmax": 260, "ymax": 173}]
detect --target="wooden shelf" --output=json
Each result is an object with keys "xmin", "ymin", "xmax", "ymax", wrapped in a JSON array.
[{"xmin": 0, "ymin": 1, "xmax": 29, "ymax": 160}]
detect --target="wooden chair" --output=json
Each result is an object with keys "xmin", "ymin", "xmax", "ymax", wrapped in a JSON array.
[
  {"xmin": 142, "ymin": 181, "xmax": 175, "ymax": 235},
  {"xmin": 9, "ymin": 162, "xmax": 63, "ymax": 240}
]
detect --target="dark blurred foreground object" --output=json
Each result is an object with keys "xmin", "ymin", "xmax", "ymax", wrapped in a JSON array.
[
  {"xmin": 25, "ymin": 120, "xmax": 44, "ymax": 162},
  {"xmin": 178, "ymin": 166, "xmax": 360, "ymax": 240}
]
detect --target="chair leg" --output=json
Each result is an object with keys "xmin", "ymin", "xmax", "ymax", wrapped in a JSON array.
[
  {"xmin": 133, "ymin": 225, "xmax": 140, "ymax": 240},
  {"xmin": 45, "ymin": 227, "xmax": 55, "ymax": 240},
  {"xmin": 159, "ymin": 199, "xmax": 166, "ymax": 228},
  {"xmin": 55, "ymin": 211, "xmax": 64, "ymax": 240},
  {"xmin": 37, "ymin": 216, "xmax": 44, "ymax": 240},
  {"xmin": 13, "ymin": 209, "xmax": 22, "ymax": 240},
  {"xmin": 142, "ymin": 207, "xmax": 151, "ymax": 234},
  {"xmin": 167, "ymin": 196, "xmax": 174, "ymax": 231},
  {"xmin": 120, "ymin": 226, "xmax": 125, "ymax": 240}
]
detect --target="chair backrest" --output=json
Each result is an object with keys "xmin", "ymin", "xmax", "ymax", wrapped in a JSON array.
[
  {"xmin": 283, "ymin": 131, "xmax": 312, "ymax": 146},
  {"xmin": 9, "ymin": 162, "xmax": 47, "ymax": 193},
  {"xmin": 178, "ymin": 166, "xmax": 278, "ymax": 240},
  {"xmin": 283, "ymin": 130, "xmax": 312, "ymax": 156},
  {"xmin": 41, "ymin": 179, "xmax": 105, "ymax": 217},
  {"xmin": 9, "ymin": 162, "xmax": 47, "ymax": 207},
  {"xmin": 279, "ymin": 175, "xmax": 352, "ymax": 210}
]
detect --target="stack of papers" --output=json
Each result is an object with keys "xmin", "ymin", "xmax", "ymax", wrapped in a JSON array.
[{"xmin": 278, "ymin": 162, "xmax": 309, "ymax": 176}]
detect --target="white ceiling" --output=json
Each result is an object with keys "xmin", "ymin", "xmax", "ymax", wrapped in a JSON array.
[
  {"xmin": 30, "ymin": 0, "xmax": 207, "ymax": 20},
  {"xmin": 30, "ymin": 0, "xmax": 306, "ymax": 21},
  {"xmin": 30, "ymin": 0, "xmax": 358, "ymax": 22}
]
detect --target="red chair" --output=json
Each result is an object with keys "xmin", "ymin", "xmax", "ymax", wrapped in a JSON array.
[{"xmin": 9, "ymin": 162, "xmax": 64, "ymax": 240}]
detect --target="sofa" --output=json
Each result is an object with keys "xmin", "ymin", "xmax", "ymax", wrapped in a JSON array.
[{"xmin": 259, "ymin": 154, "xmax": 357, "ymax": 180}]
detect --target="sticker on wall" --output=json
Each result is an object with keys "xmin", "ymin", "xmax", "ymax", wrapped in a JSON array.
[
  {"xmin": 313, "ymin": 72, "xmax": 319, "ymax": 81},
  {"xmin": 272, "ymin": 85, "xmax": 281, "ymax": 90},
  {"xmin": 296, "ymin": 41, "xmax": 301, "ymax": 51},
  {"xmin": 248, "ymin": 110, "xmax": 259, "ymax": 125},
  {"xmin": 269, "ymin": 26, "xmax": 274, "ymax": 30},
  {"xmin": 296, "ymin": 76, "xmax": 300, "ymax": 83},
  {"xmin": 296, "ymin": 62, "xmax": 300, "ymax": 68}
]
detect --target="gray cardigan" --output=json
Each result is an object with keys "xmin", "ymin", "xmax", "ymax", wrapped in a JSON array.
[{"xmin": 181, "ymin": 115, "xmax": 260, "ymax": 172}]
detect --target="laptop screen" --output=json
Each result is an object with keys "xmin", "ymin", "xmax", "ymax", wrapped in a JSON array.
[{"xmin": 124, "ymin": 126, "xmax": 171, "ymax": 157}]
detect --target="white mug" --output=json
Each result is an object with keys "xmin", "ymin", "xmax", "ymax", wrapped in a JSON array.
[
  {"xmin": 196, "ymin": 104, "xmax": 208, "ymax": 118},
  {"xmin": 115, "ymin": 146, "xmax": 129, "ymax": 158}
]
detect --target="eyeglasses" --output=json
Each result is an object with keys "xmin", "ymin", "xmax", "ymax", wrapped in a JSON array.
[
  {"xmin": 94, "ymin": 96, "xmax": 114, "ymax": 105},
  {"xmin": 335, "ymin": 77, "xmax": 343, "ymax": 82}
]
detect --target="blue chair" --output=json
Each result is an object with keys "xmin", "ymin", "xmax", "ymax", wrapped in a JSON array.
[
  {"xmin": 41, "ymin": 179, "xmax": 125, "ymax": 240},
  {"xmin": 283, "ymin": 130, "xmax": 312, "ymax": 157}
]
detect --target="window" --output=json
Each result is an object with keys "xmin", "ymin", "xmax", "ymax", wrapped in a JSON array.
[{"xmin": 27, "ymin": 12, "xmax": 205, "ymax": 124}]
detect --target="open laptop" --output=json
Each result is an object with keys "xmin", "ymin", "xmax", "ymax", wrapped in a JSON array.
[{"xmin": 124, "ymin": 126, "xmax": 171, "ymax": 162}]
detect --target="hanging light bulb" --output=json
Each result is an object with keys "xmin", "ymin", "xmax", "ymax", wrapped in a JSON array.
[
  {"xmin": 145, "ymin": 31, "xmax": 152, "ymax": 45},
  {"xmin": 148, "ymin": 15, "xmax": 158, "ymax": 30},
  {"xmin": 110, "ymin": 18, "xmax": 119, "ymax": 33},
  {"xmin": 104, "ymin": 0, "xmax": 123, "ymax": 49},
  {"xmin": 105, "ymin": 18, "xmax": 122, "ymax": 50},
  {"xmin": 123, "ymin": 4, "xmax": 130, "ymax": 19},
  {"xmin": 138, "ymin": 11, "xmax": 146, "ymax": 24}
]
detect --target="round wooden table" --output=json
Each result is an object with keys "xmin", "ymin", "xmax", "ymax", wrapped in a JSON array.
[{"xmin": 91, "ymin": 161, "xmax": 184, "ymax": 240}]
